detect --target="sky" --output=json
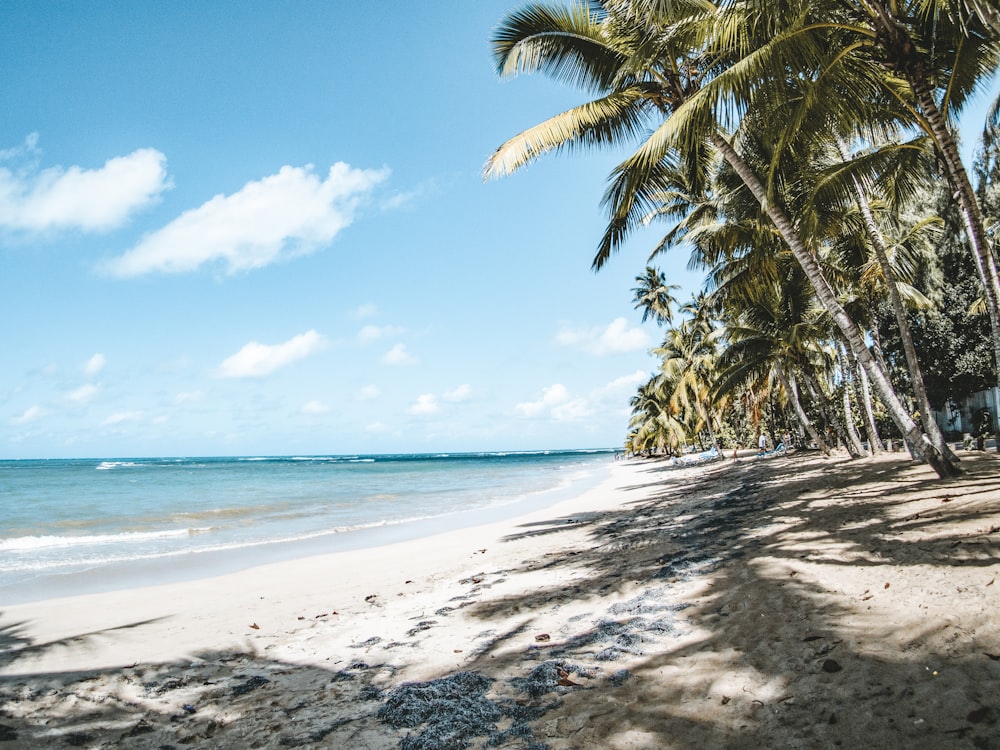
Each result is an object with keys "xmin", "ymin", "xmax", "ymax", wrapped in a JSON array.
[{"xmin": 0, "ymin": 2, "xmax": 996, "ymax": 459}]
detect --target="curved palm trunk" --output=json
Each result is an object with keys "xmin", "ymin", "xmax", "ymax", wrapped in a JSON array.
[
  {"xmin": 776, "ymin": 362, "xmax": 830, "ymax": 454},
  {"xmin": 862, "ymin": 1, "xmax": 1000, "ymax": 421},
  {"xmin": 842, "ymin": 157, "xmax": 957, "ymax": 460},
  {"xmin": 709, "ymin": 131, "xmax": 957, "ymax": 477},
  {"xmin": 910, "ymin": 80, "xmax": 1000, "ymax": 409},
  {"xmin": 837, "ymin": 342, "xmax": 868, "ymax": 456},
  {"xmin": 850, "ymin": 346, "xmax": 884, "ymax": 453},
  {"xmin": 806, "ymin": 371, "xmax": 862, "ymax": 458},
  {"xmin": 701, "ymin": 403, "xmax": 721, "ymax": 453}
]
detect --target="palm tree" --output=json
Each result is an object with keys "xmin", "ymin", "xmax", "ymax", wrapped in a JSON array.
[
  {"xmin": 632, "ymin": 266, "xmax": 679, "ymax": 325},
  {"xmin": 627, "ymin": 374, "xmax": 687, "ymax": 455},
  {"xmin": 714, "ymin": 0, "xmax": 1000, "ymax": 415},
  {"xmin": 711, "ymin": 254, "xmax": 834, "ymax": 455},
  {"xmin": 654, "ymin": 296, "xmax": 724, "ymax": 452},
  {"xmin": 485, "ymin": 1, "xmax": 957, "ymax": 475}
]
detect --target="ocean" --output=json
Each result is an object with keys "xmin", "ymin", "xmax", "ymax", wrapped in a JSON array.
[{"xmin": 0, "ymin": 450, "xmax": 613, "ymax": 604}]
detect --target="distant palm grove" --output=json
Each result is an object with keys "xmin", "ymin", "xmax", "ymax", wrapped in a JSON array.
[{"xmin": 486, "ymin": 0, "xmax": 1000, "ymax": 479}]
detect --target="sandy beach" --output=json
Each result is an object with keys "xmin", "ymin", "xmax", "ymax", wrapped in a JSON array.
[{"xmin": 2, "ymin": 449, "xmax": 999, "ymax": 749}]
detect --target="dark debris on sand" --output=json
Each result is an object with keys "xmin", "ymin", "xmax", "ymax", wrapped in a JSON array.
[{"xmin": 377, "ymin": 660, "xmax": 599, "ymax": 750}]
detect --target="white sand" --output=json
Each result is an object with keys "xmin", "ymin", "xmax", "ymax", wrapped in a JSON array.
[{"xmin": 2, "ymin": 451, "xmax": 999, "ymax": 749}]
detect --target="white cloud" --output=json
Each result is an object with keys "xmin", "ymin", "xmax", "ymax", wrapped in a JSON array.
[
  {"xmin": 216, "ymin": 330, "xmax": 328, "ymax": 378},
  {"xmin": 443, "ymin": 384, "xmax": 471, "ymax": 402},
  {"xmin": 101, "ymin": 411, "xmax": 143, "ymax": 426},
  {"xmin": 67, "ymin": 384, "xmax": 99, "ymax": 404},
  {"xmin": 104, "ymin": 162, "xmax": 388, "ymax": 277},
  {"xmin": 357, "ymin": 384, "xmax": 381, "ymax": 401},
  {"xmin": 380, "ymin": 178, "xmax": 437, "ymax": 211},
  {"xmin": 515, "ymin": 384, "xmax": 570, "ymax": 417},
  {"xmin": 83, "ymin": 353, "xmax": 106, "ymax": 376},
  {"xmin": 0, "ymin": 146, "xmax": 169, "ymax": 232},
  {"xmin": 0, "ymin": 132, "xmax": 40, "ymax": 161},
  {"xmin": 601, "ymin": 369, "xmax": 651, "ymax": 394},
  {"xmin": 358, "ymin": 324, "xmax": 405, "ymax": 344},
  {"xmin": 556, "ymin": 317, "xmax": 651, "ymax": 356},
  {"xmin": 302, "ymin": 400, "xmax": 330, "ymax": 415},
  {"xmin": 352, "ymin": 303, "xmax": 378, "ymax": 319},
  {"xmin": 10, "ymin": 405, "xmax": 44, "ymax": 425},
  {"xmin": 382, "ymin": 343, "xmax": 416, "ymax": 365},
  {"xmin": 366, "ymin": 421, "xmax": 389, "ymax": 433},
  {"xmin": 408, "ymin": 394, "xmax": 439, "ymax": 415},
  {"xmin": 518, "ymin": 371, "xmax": 648, "ymax": 423},
  {"xmin": 551, "ymin": 398, "xmax": 592, "ymax": 421},
  {"xmin": 175, "ymin": 390, "xmax": 205, "ymax": 404}
]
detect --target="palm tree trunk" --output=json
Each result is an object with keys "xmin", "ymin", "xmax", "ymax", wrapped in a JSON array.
[
  {"xmin": 837, "ymin": 342, "xmax": 868, "ymax": 456},
  {"xmin": 700, "ymin": 403, "xmax": 720, "ymax": 453},
  {"xmin": 909, "ymin": 81, "xmax": 1000, "ymax": 394},
  {"xmin": 840, "ymin": 149, "xmax": 957, "ymax": 461},
  {"xmin": 850, "ymin": 346, "xmax": 884, "ymax": 453},
  {"xmin": 709, "ymin": 131, "xmax": 958, "ymax": 477},
  {"xmin": 776, "ymin": 363, "xmax": 830, "ymax": 454},
  {"xmin": 863, "ymin": 1, "xmax": 1000, "ymax": 414}
]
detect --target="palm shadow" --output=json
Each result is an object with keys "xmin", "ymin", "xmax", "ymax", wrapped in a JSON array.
[{"xmin": 2, "ymin": 453, "xmax": 998, "ymax": 749}]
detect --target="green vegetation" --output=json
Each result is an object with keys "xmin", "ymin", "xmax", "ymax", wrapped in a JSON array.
[{"xmin": 486, "ymin": 0, "xmax": 1000, "ymax": 477}]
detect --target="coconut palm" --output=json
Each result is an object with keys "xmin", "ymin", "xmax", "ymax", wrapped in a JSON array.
[
  {"xmin": 632, "ymin": 266, "xmax": 679, "ymax": 325},
  {"xmin": 708, "ymin": 0, "xmax": 1000, "ymax": 409},
  {"xmin": 627, "ymin": 374, "xmax": 687, "ymax": 455},
  {"xmin": 485, "ymin": 0, "xmax": 957, "ymax": 475},
  {"xmin": 654, "ymin": 296, "xmax": 725, "ymax": 452}
]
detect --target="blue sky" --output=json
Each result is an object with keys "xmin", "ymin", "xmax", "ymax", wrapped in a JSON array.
[{"xmin": 0, "ymin": 2, "xmax": 996, "ymax": 459}]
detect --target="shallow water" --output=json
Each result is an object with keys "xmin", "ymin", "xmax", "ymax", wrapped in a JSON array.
[{"xmin": 0, "ymin": 450, "xmax": 613, "ymax": 602}]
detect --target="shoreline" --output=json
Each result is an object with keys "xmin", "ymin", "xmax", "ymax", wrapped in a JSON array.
[
  {"xmin": 0, "ymin": 454, "xmax": 613, "ymax": 606},
  {"xmin": 3, "ymin": 450, "xmax": 999, "ymax": 749},
  {"xmin": 0, "ymin": 457, "xmax": 633, "ymax": 674}
]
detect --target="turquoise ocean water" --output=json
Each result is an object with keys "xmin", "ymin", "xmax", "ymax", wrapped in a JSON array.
[{"xmin": 0, "ymin": 450, "xmax": 613, "ymax": 604}]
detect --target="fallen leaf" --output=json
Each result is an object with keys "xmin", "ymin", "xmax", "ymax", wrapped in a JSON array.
[
  {"xmin": 721, "ymin": 695, "xmax": 731, "ymax": 705},
  {"xmin": 884, "ymin": 582, "xmax": 891, "ymax": 589},
  {"xmin": 861, "ymin": 595, "xmax": 874, "ymax": 601},
  {"xmin": 453, "ymin": 649, "xmax": 463, "ymax": 653},
  {"xmin": 249, "ymin": 623, "xmax": 260, "ymax": 630},
  {"xmin": 967, "ymin": 706, "xmax": 994, "ymax": 724},
  {"xmin": 557, "ymin": 677, "xmax": 582, "ymax": 687},
  {"xmin": 535, "ymin": 633, "xmax": 551, "ymax": 642},
  {"xmin": 821, "ymin": 659, "xmax": 843, "ymax": 673},
  {"xmin": 941, "ymin": 496, "xmax": 953, "ymax": 503}
]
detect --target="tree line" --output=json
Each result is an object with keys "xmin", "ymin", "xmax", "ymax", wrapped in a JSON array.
[{"xmin": 485, "ymin": 0, "xmax": 1000, "ymax": 478}]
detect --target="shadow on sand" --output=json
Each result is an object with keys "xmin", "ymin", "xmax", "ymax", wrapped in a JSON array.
[{"xmin": 2, "ymin": 452, "xmax": 999, "ymax": 748}]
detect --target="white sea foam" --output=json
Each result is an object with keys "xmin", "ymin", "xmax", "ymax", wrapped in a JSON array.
[
  {"xmin": 0, "ymin": 527, "xmax": 207, "ymax": 552},
  {"xmin": 95, "ymin": 460, "xmax": 143, "ymax": 470}
]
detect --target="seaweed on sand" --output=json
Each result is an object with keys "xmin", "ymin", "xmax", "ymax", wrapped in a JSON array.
[
  {"xmin": 378, "ymin": 671, "xmax": 502, "ymax": 749},
  {"xmin": 378, "ymin": 662, "xmax": 594, "ymax": 749}
]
